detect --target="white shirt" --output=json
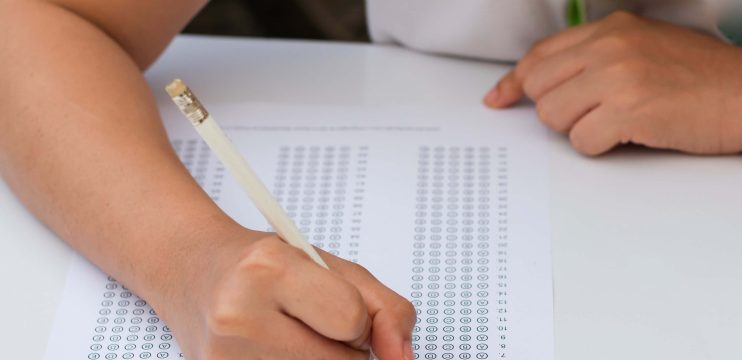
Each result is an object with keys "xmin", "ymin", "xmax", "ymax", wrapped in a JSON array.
[{"xmin": 367, "ymin": 0, "xmax": 727, "ymax": 62}]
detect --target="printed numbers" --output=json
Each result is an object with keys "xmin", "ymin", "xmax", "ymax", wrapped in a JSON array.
[
  {"xmin": 271, "ymin": 145, "xmax": 368, "ymax": 263},
  {"xmin": 412, "ymin": 146, "xmax": 508, "ymax": 360}
]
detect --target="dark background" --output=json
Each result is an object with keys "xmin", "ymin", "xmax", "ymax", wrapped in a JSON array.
[{"xmin": 184, "ymin": 0, "xmax": 370, "ymax": 42}]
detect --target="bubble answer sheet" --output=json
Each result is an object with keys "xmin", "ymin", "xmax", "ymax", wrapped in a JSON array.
[{"xmin": 44, "ymin": 103, "xmax": 553, "ymax": 360}]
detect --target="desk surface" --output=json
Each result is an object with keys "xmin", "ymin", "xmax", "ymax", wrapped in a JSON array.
[{"xmin": 3, "ymin": 35, "xmax": 742, "ymax": 359}]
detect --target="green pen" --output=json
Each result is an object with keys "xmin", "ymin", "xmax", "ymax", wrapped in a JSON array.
[
  {"xmin": 567, "ymin": 0, "xmax": 587, "ymax": 26},
  {"xmin": 718, "ymin": 2, "xmax": 742, "ymax": 46}
]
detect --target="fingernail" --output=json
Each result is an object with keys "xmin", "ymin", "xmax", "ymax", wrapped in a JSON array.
[
  {"xmin": 404, "ymin": 340, "xmax": 414, "ymax": 360},
  {"xmin": 484, "ymin": 87, "xmax": 500, "ymax": 107}
]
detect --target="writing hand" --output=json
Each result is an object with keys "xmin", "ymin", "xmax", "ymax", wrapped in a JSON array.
[{"xmin": 164, "ymin": 232, "xmax": 416, "ymax": 360}]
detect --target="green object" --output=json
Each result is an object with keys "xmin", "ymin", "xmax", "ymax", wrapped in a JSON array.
[
  {"xmin": 718, "ymin": 6, "xmax": 742, "ymax": 46},
  {"xmin": 567, "ymin": 0, "xmax": 587, "ymax": 27}
]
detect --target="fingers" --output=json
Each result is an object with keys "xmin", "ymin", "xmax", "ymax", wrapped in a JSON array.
[
  {"xmin": 207, "ymin": 312, "xmax": 370, "ymax": 360},
  {"xmin": 206, "ymin": 237, "xmax": 371, "ymax": 349},
  {"xmin": 484, "ymin": 70, "xmax": 524, "ymax": 109},
  {"xmin": 534, "ymin": 71, "xmax": 605, "ymax": 133},
  {"xmin": 207, "ymin": 237, "xmax": 414, "ymax": 360},
  {"xmin": 520, "ymin": 22, "xmax": 600, "ymax": 60},
  {"xmin": 274, "ymin": 246, "xmax": 372, "ymax": 348},
  {"xmin": 522, "ymin": 46, "xmax": 588, "ymax": 101},
  {"xmin": 264, "ymin": 314, "xmax": 370, "ymax": 360},
  {"xmin": 568, "ymin": 105, "xmax": 629, "ymax": 155},
  {"xmin": 485, "ymin": 23, "xmax": 600, "ymax": 108},
  {"xmin": 324, "ymin": 254, "xmax": 417, "ymax": 360},
  {"xmin": 482, "ymin": 19, "xmax": 637, "ymax": 156},
  {"xmin": 530, "ymin": 68, "xmax": 639, "ymax": 155}
]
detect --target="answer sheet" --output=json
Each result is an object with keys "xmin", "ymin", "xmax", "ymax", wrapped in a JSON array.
[{"xmin": 44, "ymin": 104, "xmax": 553, "ymax": 360}]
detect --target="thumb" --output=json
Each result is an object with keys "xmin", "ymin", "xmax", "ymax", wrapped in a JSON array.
[{"xmin": 484, "ymin": 70, "xmax": 526, "ymax": 108}]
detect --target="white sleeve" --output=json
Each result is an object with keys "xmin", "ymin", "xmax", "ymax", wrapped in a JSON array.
[{"xmin": 365, "ymin": 0, "xmax": 564, "ymax": 62}]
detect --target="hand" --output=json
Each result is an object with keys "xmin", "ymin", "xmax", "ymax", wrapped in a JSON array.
[
  {"xmin": 157, "ymin": 229, "xmax": 416, "ymax": 360},
  {"xmin": 484, "ymin": 11, "xmax": 742, "ymax": 155}
]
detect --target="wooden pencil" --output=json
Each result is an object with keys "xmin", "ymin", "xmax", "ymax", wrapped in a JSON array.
[{"xmin": 165, "ymin": 79, "xmax": 329, "ymax": 269}]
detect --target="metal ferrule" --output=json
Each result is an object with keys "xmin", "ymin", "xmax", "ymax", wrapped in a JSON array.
[{"xmin": 171, "ymin": 87, "xmax": 209, "ymax": 125}]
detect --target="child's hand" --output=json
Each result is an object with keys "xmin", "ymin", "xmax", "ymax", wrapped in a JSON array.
[
  {"xmin": 162, "ymin": 232, "xmax": 416, "ymax": 360},
  {"xmin": 485, "ymin": 11, "xmax": 742, "ymax": 155}
]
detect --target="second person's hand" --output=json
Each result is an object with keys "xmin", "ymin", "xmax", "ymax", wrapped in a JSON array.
[{"xmin": 485, "ymin": 11, "xmax": 742, "ymax": 155}]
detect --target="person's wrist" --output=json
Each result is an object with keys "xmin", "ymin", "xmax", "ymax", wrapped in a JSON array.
[
  {"xmin": 142, "ymin": 214, "xmax": 265, "ymax": 332},
  {"xmin": 142, "ymin": 213, "xmax": 269, "ymax": 359}
]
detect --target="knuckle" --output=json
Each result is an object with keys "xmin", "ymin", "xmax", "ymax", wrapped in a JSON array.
[
  {"xmin": 535, "ymin": 101, "xmax": 566, "ymax": 132},
  {"xmin": 606, "ymin": 58, "xmax": 644, "ymax": 76},
  {"xmin": 397, "ymin": 299, "xmax": 417, "ymax": 322},
  {"xmin": 591, "ymin": 32, "xmax": 634, "ymax": 53},
  {"xmin": 238, "ymin": 236, "xmax": 288, "ymax": 277},
  {"xmin": 204, "ymin": 238, "xmax": 290, "ymax": 338},
  {"xmin": 206, "ymin": 300, "xmax": 245, "ymax": 337},
  {"xmin": 206, "ymin": 311, "xmax": 233, "ymax": 336},
  {"xmin": 349, "ymin": 261, "xmax": 374, "ymax": 278},
  {"xmin": 528, "ymin": 39, "xmax": 551, "ymax": 58},
  {"xmin": 516, "ymin": 40, "xmax": 550, "ymax": 78},
  {"xmin": 207, "ymin": 299, "xmax": 263, "ymax": 340},
  {"xmin": 515, "ymin": 55, "xmax": 537, "ymax": 78},
  {"xmin": 605, "ymin": 10, "xmax": 637, "ymax": 24},
  {"xmin": 204, "ymin": 278, "xmax": 262, "ymax": 338},
  {"xmin": 602, "ymin": 61, "xmax": 650, "ymax": 93}
]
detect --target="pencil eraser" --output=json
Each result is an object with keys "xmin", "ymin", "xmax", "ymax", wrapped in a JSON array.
[{"xmin": 165, "ymin": 79, "xmax": 187, "ymax": 98}]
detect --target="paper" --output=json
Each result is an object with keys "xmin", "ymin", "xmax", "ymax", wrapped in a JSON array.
[{"xmin": 44, "ymin": 104, "xmax": 553, "ymax": 360}]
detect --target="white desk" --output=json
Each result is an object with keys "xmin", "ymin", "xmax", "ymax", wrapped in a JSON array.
[{"xmin": 3, "ymin": 35, "xmax": 742, "ymax": 359}]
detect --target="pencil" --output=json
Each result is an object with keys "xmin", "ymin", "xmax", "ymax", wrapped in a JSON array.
[{"xmin": 165, "ymin": 79, "xmax": 329, "ymax": 269}]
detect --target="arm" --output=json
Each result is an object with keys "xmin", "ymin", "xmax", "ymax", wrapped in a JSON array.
[
  {"xmin": 0, "ymin": 1, "xmax": 414, "ymax": 359},
  {"xmin": 485, "ymin": 11, "xmax": 742, "ymax": 155},
  {"xmin": 0, "ymin": 0, "xmax": 216, "ymax": 310}
]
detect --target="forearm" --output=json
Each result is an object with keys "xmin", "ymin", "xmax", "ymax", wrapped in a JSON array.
[{"xmin": 0, "ymin": 2, "xmax": 243, "ymax": 310}]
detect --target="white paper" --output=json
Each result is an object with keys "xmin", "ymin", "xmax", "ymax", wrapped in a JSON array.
[{"xmin": 44, "ymin": 103, "xmax": 553, "ymax": 360}]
